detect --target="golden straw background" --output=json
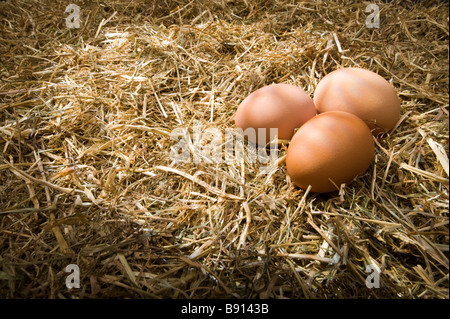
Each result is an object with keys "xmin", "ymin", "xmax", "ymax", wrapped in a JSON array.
[{"xmin": 0, "ymin": 0, "xmax": 448, "ymax": 298}]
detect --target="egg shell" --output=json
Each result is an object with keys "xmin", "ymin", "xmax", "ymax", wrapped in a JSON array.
[
  {"xmin": 313, "ymin": 67, "xmax": 400, "ymax": 135},
  {"xmin": 234, "ymin": 83, "xmax": 316, "ymax": 145},
  {"xmin": 286, "ymin": 111, "xmax": 374, "ymax": 193}
]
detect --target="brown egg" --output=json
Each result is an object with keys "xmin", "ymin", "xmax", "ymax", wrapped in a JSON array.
[
  {"xmin": 313, "ymin": 68, "xmax": 400, "ymax": 135},
  {"xmin": 286, "ymin": 111, "xmax": 374, "ymax": 193},
  {"xmin": 234, "ymin": 83, "xmax": 316, "ymax": 145}
]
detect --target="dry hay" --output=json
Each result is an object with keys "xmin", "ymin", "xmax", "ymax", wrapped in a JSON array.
[{"xmin": 0, "ymin": 0, "xmax": 448, "ymax": 299}]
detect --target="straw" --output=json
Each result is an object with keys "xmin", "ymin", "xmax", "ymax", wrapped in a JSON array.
[{"xmin": 0, "ymin": 0, "xmax": 448, "ymax": 299}]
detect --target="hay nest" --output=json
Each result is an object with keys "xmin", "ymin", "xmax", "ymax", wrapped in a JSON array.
[{"xmin": 0, "ymin": 0, "xmax": 448, "ymax": 299}]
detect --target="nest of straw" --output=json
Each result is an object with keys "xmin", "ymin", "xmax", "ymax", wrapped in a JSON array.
[{"xmin": 0, "ymin": 0, "xmax": 448, "ymax": 299}]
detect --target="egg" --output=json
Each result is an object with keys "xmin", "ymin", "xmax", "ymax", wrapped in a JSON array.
[
  {"xmin": 313, "ymin": 67, "xmax": 400, "ymax": 135},
  {"xmin": 286, "ymin": 111, "xmax": 374, "ymax": 193},
  {"xmin": 234, "ymin": 83, "xmax": 316, "ymax": 145}
]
